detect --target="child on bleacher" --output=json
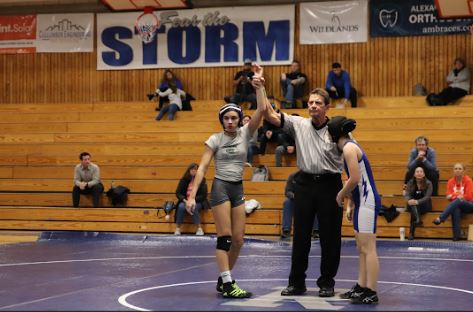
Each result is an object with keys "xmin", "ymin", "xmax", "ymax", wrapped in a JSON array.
[{"xmin": 155, "ymin": 81, "xmax": 185, "ymax": 121}]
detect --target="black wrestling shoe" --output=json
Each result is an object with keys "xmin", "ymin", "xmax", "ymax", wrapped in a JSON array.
[
  {"xmin": 281, "ymin": 285, "xmax": 307, "ymax": 296},
  {"xmin": 350, "ymin": 288, "xmax": 379, "ymax": 304},
  {"xmin": 340, "ymin": 283, "xmax": 365, "ymax": 299},
  {"xmin": 222, "ymin": 281, "xmax": 252, "ymax": 298},
  {"xmin": 216, "ymin": 277, "xmax": 235, "ymax": 293}
]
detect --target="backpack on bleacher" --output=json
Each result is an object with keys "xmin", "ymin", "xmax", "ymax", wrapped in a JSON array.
[
  {"xmin": 251, "ymin": 165, "xmax": 270, "ymax": 181},
  {"xmin": 106, "ymin": 185, "xmax": 130, "ymax": 207}
]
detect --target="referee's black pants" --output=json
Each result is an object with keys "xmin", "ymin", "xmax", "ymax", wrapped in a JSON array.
[{"xmin": 288, "ymin": 171, "xmax": 343, "ymax": 289}]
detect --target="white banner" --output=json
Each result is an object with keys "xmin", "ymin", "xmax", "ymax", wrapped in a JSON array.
[
  {"xmin": 36, "ymin": 13, "xmax": 94, "ymax": 52},
  {"xmin": 96, "ymin": 5, "xmax": 294, "ymax": 70},
  {"xmin": 299, "ymin": 1, "xmax": 367, "ymax": 44}
]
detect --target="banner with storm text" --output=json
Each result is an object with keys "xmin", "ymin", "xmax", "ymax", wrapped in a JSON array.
[{"xmin": 96, "ymin": 5, "xmax": 295, "ymax": 70}]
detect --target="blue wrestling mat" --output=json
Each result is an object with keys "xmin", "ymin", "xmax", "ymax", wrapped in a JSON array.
[{"xmin": 0, "ymin": 232, "xmax": 472, "ymax": 311}]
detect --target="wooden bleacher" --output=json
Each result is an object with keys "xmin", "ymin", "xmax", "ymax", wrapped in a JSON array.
[{"xmin": 0, "ymin": 96, "xmax": 473, "ymax": 239}]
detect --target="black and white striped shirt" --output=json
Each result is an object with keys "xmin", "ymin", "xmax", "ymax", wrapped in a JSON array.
[{"xmin": 281, "ymin": 113, "xmax": 343, "ymax": 174}]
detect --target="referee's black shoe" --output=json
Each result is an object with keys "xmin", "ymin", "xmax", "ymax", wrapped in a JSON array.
[
  {"xmin": 281, "ymin": 285, "xmax": 307, "ymax": 296},
  {"xmin": 319, "ymin": 286, "xmax": 335, "ymax": 297}
]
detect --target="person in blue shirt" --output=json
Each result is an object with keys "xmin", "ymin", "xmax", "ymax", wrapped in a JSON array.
[
  {"xmin": 403, "ymin": 136, "xmax": 439, "ymax": 196},
  {"xmin": 325, "ymin": 62, "xmax": 357, "ymax": 108}
]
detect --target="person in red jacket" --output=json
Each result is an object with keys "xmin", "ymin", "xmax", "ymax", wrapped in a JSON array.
[{"xmin": 433, "ymin": 163, "xmax": 473, "ymax": 240}]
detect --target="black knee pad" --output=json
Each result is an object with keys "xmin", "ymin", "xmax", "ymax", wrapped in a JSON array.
[{"xmin": 217, "ymin": 235, "xmax": 232, "ymax": 251}]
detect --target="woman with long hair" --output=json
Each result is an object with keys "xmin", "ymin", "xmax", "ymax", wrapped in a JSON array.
[
  {"xmin": 404, "ymin": 166, "xmax": 432, "ymax": 240},
  {"xmin": 174, "ymin": 163, "xmax": 208, "ymax": 236},
  {"xmin": 185, "ymin": 64, "xmax": 265, "ymax": 298},
  {"xmin": 151, "ymin": 69, "xmax": 184, "ymax": 111}
]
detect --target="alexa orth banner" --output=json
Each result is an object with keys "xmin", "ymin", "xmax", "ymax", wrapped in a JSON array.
[
  {"xmin": 96, "ymin": 5, "xmax": 295, "ymax": 70},
  {"xmin": 299, "ymin": 0, "xmax": 368, "ymax": 44},
  {"xmin": 371, "ymin": 0, "xmax": 473, "ymax": 37}
]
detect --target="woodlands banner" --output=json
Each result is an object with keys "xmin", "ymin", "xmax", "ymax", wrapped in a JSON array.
[
  {"xmin": 0, "ymin": 14, "xmax": 94, "ymax": 54},
  {"xmin": 96, "ymin": 5, "xmax": 295, "ymax": 70},
  {"xmin": 371, "ymin": 0, "xmax": 473, "ymax": 37},
  {"xmin": 299, "ymin": 1, "xmax": 368, "ymax": 44}
]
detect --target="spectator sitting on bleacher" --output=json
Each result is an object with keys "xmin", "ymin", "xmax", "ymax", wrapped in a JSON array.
[
  {"xmin": 281, "ymin": 171, "xmax": 319, "ymax": 240},
  {"xmin": 433, "ymin": 163, "xmax": 473, "ymax": 241},
  {"xmin": 325, "ymin": 62, "xmax": 357, "ymax": 108},
  {"xmin": 174, "ymin": 163, "xmax": 209, "ymax": 236},
  {"xmin": 427, "ymin": 57, "xmax": 470, "ymax": 106},
  {"xmin": 404, "ymin": 136, "xmax": 439, "ymax": 196},
  {"xmin": 148, "ymin": 69, "xmax": 183, "ymax": 111},
  {"xmin": 404, "ymin": 167, "xmax": 432, "ymax": 240},
  {"xmin": 258, "ymin": 118, "xmax": 282, "ymax": 156},
  {"xmin": 224, "ymin": 59, "xmax": 257, "ymax": 109},
  {"xmin": 72, "ymin": 152, "xmax": 104, "ymax": 208},
  {"xmin": 155, "ymin": 82, "xmax": 186, "ymax": 121},
  {"xmin": 275, "ymin": 131, "xmax": 296, "ymax": 167},
  {"xmin": 280, "ymin": 60, "xmax": 307, "ymax": 109},
  {"xmin": 242, "ymin": 115, "xmax": 260, "ymax": 166}
]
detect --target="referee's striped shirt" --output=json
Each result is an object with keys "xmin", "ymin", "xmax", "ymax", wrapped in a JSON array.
[{"xmin": 281, "ymin": 113, "xmax": 343, "ymax": 174}]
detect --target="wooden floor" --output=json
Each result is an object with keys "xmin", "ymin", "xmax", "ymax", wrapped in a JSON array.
[
  {"xmin": 0, "ymin": 230, "xmax": 39, "ymax": 244},
  {"xmin": 0, "ymin": 95, "xmax": 472, "ymax": 239}
]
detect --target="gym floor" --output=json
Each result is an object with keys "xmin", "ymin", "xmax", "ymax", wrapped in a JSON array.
[{"xmin": 0, "ymin": 232, "xmax": 472, "ymax": 311}]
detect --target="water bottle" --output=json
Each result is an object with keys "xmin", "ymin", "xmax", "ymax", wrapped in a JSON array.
[{"xmin": 399, "ymin": 227, "xmax": 405, "ymax": 241}]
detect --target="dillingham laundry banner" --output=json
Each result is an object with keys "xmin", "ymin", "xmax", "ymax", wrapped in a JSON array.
[
  {"xmin": 96, "ymin": 5, "xmax": 295, "ymax": 70},
  {"xmin": 0, "ymin": 13, "xmax": 94, "ymax": 54},
  {"xmin": 371, "ymin": 0, "xmax": 473, "ymax": 37},
  {"xmin": 299, "ymin": 0, "xmax": 368, "ymax": 44}
]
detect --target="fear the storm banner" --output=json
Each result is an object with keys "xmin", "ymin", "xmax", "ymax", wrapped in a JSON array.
[{"xmin": 96, "ymin": 5, "xmax": 295, "ymax": 70}]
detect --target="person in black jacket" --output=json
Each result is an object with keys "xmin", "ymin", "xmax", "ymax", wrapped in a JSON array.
[
  {"xmin": 280, "ymin": 60, "xmax": 307, "ymax": 108},
  {"xmin": 275, "ymin": 131, "xmax": 296, "ymax": 167},
  {"xmin": 258, "ymin": 118, "xmax": 282, "ymax": 155},
  {"xmin": 404, "ymin": 167, "xmax": 432, "ymax": 240},
  {"xmin": 174, "ymin": 163, "xmax": 209, "ymax": 236}
]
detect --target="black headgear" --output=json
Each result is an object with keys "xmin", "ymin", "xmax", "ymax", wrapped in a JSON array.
[
  {"xmin": 327, "ymin": 116, "xmax": 356, "ymax": 143},
  {"xmin": 218, "ymin": 103, "xmax": 243, "ymax": 128}
]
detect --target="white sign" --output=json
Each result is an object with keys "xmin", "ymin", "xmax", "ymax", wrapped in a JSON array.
[
  {"xmin": 36, "ymin": 13, "xmax": 94, "ymax": 52},
  {"xmin": 96, "ymin": 5, "xmax": 294, "ymax": 70},
  {"xmin": 299, "ymin": 1, "xmax": 368, "ymax": 44}
]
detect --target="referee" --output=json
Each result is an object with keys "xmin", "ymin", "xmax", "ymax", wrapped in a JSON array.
[{"xmin": 254, "ymin": 79, "xmax": 343, "ymax": 297}]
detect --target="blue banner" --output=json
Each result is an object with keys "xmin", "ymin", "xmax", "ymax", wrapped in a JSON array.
[
  {"xmin": 371, "ymin": 0, "xmax": 473, "ymax": 37},
  {"xmin": 97, "ymin": 5, "xmax": 294, "ymax": 70}
]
